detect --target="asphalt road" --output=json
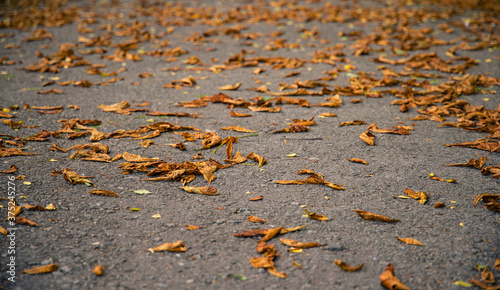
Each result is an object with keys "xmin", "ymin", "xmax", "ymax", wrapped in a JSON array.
[{"xmin": 0, "ymin": 0, "xmax": 499, "ymax": 289}]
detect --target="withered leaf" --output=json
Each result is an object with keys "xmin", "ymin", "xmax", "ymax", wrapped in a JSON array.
[
  {"xmin": 247, "ymin": 215, "xmax": 267, "ymax": 223},
  {"xmin": 248, "ymin": 106, "xmax": 282, "ymax": 113},
  {"xmin": 340, "ymin": 120, "xmax": 367, "ymax": 126},
  {"xmin": 147, "ymin": 240, "xmax": 187, "ymax": 253},
  {"xmin": 224, "ymin": 151, "xmax": 247, "ymax": 164},
  {"xmin": 444, "ymin": 139, "xmax": 500, "ymax": 153},
  {"xmin": 199, "ymin": 132, "xmax": 222, "ymax": 150},
  {"xmin": 141, "ymin": 140, "xmax": 154, "ymax": 148},
  {"xmin": 368, "ymin": 123, "xmax": 412, "ymax": 135},
  {"xmin": 219, "ymin": 82, "xmax": 242, "ymax": 90},
  {"xmin": 495, "ymin": 259, "xmax": 500, "ymax": 271},
  {"xmin": 220, "ymin": 125, "xmax": 256, "ymax": 133},
  {"xmin": 184, "ymin": 225, "xmax": 201, "ymax": 230},
  {"xmin": 230, "ymin": 110, "xmax": 252, "ymax": 117},
  {"xmin": 397, "ymin": 237, "xmax": 423, "ymax": 246},
  {"xmin": 380, "ymin": 264, "xmax": 410, "ymax": 290},
  {"xmin": 320, "ymin": 112, "xmax": 337, "ymax": 117},
  {"xmin": 123, "ymin": 152, "xmax": 157, "ymax": 162},
  {"xmin": 89, "ymin": 189, "xmax": 121, "ymax": 198},
  {"xmin": 348, "ymin": 158, "xmax": 368, "ymax": 165},
  {"xmin": 267, "ymin": 266, "xmax": 287, "ymax": 278},
  {"xmin": 473, "ymin": 193, "xmax": 500, "ymax": 212},
  {"xmin": 360, "ymin": 131, "xmax": 375, "ymax": 145},
  {"xmin": 291, "ymin": 260, "xmax": 303, "ymax": 269},
  {"xmin": 261, "ymin": 227, "xmax": 282, "ymax": 242},
  {"xmin": 334, "ymin": 260, "xmax": 365, "ymax": 272},
  {"xmin": 249, "ymin": 195, "xmax": 263, "ymax": 201},
  {"xmin": 276, "ymin": 169, "xmax": 344, "ymax": 190},
  {"xmin": 354, "ymin": 209, "xmax": 400, "ymax": 223},
  {"xmin": 250, "ymin": 257, "xmax": 274, "ymax": 268},
  {"xmin": 280, "ymin": 238, "xmax": 324, "ymax": 249},
  {"xmin": 303, "ymin": 209, "xmax": 328, "ymax": 221},
  {"xmin": 199, "ymin": 165, "xmax": 217, "ymax": 184},
  {"xmin": 23, "ymin": 205, "xmax": 46, "ymax": 211},
  {"xmin": 0, "ymin": 164, "xmax": 18, "ymax": 173},
  {"xmin": 434, "ymin": 202, "xmax": 445, "ymax": 208},
  {"xmin": 246, "ymin": 152, "xmax": 266, "ymax": 167},
  {"xmin": 166, "ymin": 141, "xmax": 186, "ymax": 150},
  {"xmin": 20, "ymin": 263, "xmax": 58, "ymax": 275},
  {"xmin": 271, "ymin": 123, "xmax": 309, "ymax": 134},
  {"xmin": 443, "ymin": 156, "xmax": 487, "ymax": 169},
  {"xmin": 0, "ymin": 226, "xmax": 7, "ymax": 235},
  {"xmin": 404, "ymin": 188, "xmax": 429, "ymax": 204},
  {"xmin": 97, "ymin": 100, "xmax": 130, "ymax": 114},
  {"xmin": 234, "ymin": 229, "xmax": 268, "ymax": 238},
  {"xmin": 179, "ymin": 186, "xmax": 218, "ymax": 196},
  {"xmin": 481, "ymin": 268, "xmax": 495, "ymax": 284},
  {"xmin": 0, "ymin": 148, "xmax": 39, "ymax": 157},
  {"xmin": 15, "ymin": 217, "xmax": 39, "ymax": 226},
  {"xmin": 93, "ymin": 265, "xmax": 104, "ymax": 276}
]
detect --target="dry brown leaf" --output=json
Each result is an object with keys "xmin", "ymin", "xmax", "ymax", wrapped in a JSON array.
[
  {"xmin": 291, "ymin": 260, "xmax": 303, "ymax": 269},
  {"xmin": 267, "ymin": 266, "xmax": 287, "ymax": 278},
  {"xmin": 250, "ymin": 257, "xmax": 274, "ymax": 268},
  {"xmin": 248, "ymin": 106, "xmax": 282, "ymax": 113},
  {"xmin": 89, "ymin": 189, "xmax": 121, "ymax": 198},
  {"xmin": 397, "ymin": 237, "xmax": 423, "ymax": 246},
  {"xmin": 360, "ymin": 131, "xmax": 375, "ymax": 145},
  {"xmin": 280, "ymin": 238, "xmax": 324, "ymax": 249},
  {"xmin": 224, "ymin": 151, "xmax": 247, "ymax": 164},
  {"xmin": 141, "ymin": 140, "xmax": 154, "ymax": 148},
  {"xmin": 220, "ymin": 125, "xmax": 256, "ymax": 133},
  {"xmin": 380, "ymin": 264, "xmax": 410, "ymax": 290},
  {"xmin": 199, "ymin": 132, "xmax": 222, "ymax": 150},
  {"xmin": 368, "ymin": 123, "xmax": 411, "ymax": 135},
  {"xmin": 15, "ymin": 216, "xmax": 39, "ymax": 226},
  {"xmin": 249, "ymin": 195, "xmax": 263, "ymax": 201},
  {"xmin": 495, "ymin": 259, "xmax": 500, "ymax": 271},
  {"xmin": 184, "ymin": 225, "xmax": 201, "ymax": 230},
  {"xmin": 147, "ymin": 240, "xmax": 187, "ymax": 253},
  {"xmin": 123, "ymin": 152, "xmax": 157, "ymax": 162},
  {"xmin": 443, "ymin": 156, "xmax": 487, "ymax": 169},
  {"xmin": 481, "ymin": 268, "xmax": 496, "ymax": 284},
  {"xmin": 166, "ymin": 141, "xmax": 186, "ymax": 150},
  {"xmin": 334, "ymin": 260, "xmax": 365, "ymax": 272},
  {"xmin": 271, "ymin": 123, "xmax": 309, "ymax": 134},
  {"xmin": 473, "ymin": 193, "xmax": 500, "ymax": 212},
  {"xmin": 0, "ymin": 148, "xmax": 39, "ymax": 157},
  {"xmin": 248, "ymin": 215, "xmax": 267, "ymax": 223},
  {"xmin": 348, "ymin": 158, "xmax": 368, "ymax": 165},
  {"xmin": 340, "ymin": 120, "xmax": 367, "ymax": 126},
  {"xmin": 93, "ymin": 265, "xmax": 104, "ymax": 276},
  {"xmin": 434, "ymin": 202, "xmax": 445, "ymax": 208},
  {"xmin": 303, "ymin": 209, "xmax": 328, "ymax": 221},
  {"xmin": 261, "ymin": 227, "xmax": 282, "ymax": 242},
  {"xmin": 0, "ymin": 164, "xmax": 18, "ymax": 173},
  {"xmin": 20, "ymin": 263, "xmax": 58, "ymax": 275},
  {"xmin": 246, "ymin": 152, "xmax": 266, "ymax": 167},
  {"xmin": 444, "ymin": 139, "xmax": 500, "ymax": 153},
  {"xmin": 404, "ymin": 188, "xmax": 429, "ymax": 204},
  {"xmin": 179, "ymin": 186, "xmax": 218, "ymax": 196},
  {"xmin": 219, "ymin": 82, "xmax": 241, "ymax": 90},
  {"xmin": 0, "ymin": 226, "xmax": 7, "ymax": 235},
  {"xmin": 354, "ymin": 209, "xmax": 400, "ymax": 223},
  {"xmin": 230, "ymin": 110, "xmax": 252, "ymax": 117}
]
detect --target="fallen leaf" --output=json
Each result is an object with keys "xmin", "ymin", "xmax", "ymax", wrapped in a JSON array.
[
  {"xmin": 340, "ymin": 120, "xmax": 367, "ymax": 126},
  {"xmin": 348, "ymin": 158, "xmax": 368, "ymax": 165},
  {"xmin": 404, "ymin": 188, "xmax": 429, "ymax": 204},
  {"xmin": 380, "ymin": 264, "xmax": 410, "ymax": 290},
  {"xmin": 221, "ymin": 125, "xmax": 256, "ymax": 133},
  {"xmin": 360, "ymin": 131, "xmax": 375, "ymax": 145},
  {"xmin": 89, "ymin": 189, "xmax": 121, "ymax": 198},
  {"xmin": 247, "ymin": 215, "xmax": 267, "ymax": 223},
  {"xmin": 0, "ymin": 164, "xmax": 18, "ymax": 173},
  {"xmin": 93, "ymin": 265, "xmax": 104, "ymax": 276},
  {"xmin": 249, "ymin": 195, "xmax": 263, "ymax": 201},
  {"xmin": 280, "ymin": 238, "xmax": 325, "ymax": 249},
  {"xmin": 246, "ymin": 152, "xmax": 266, "ymax": 167},
  {"xmin": 134, "ymin": 189, "xmax": 151, "ymax": 195},
  {"xmin": 452, "ymin": 280, "xmax": 472, "ymax": 287},
  {"xmin": 303, "ymin": 209, "xmax": 328, "ymax": 221},
  {"xmin": 179, "ymin": 186, "xmax": 218, "ymax": 196},
  {"xmin": 368, "ymin": 123, "xmax": 411, "ymax": 135},
  {"xmin": 397, "ymin": 237, "xmax": 423, "ymax": 246},
  {"xmin": 123, "ymin": 152, "xmax": 157, "ymax": 162},
  {"xmin": 443, "ymin": 156, "xmax": 487, "ymax": 169},
  {"xmin": 20, "ymin": 263, "xmax": 58, "ymax": 275},
  {"xmin": 230, "ymin": 110, "xmax": 252, "ymax": 117},
  {"xmin": 354, "ymin": 209, "xmax": 400, "ymax": 223},
  {"xmin": 291, "ymin": 260, "xmax": 303, "ymax": 269},
  {"xmin": 15, "ymin": 217, "xmax": 39, "ymax": 226},
  {"xmin": 147, "ymin": 240, "xmax": 187, "ymax": 253},
  {"xmin": 434, "ymin": 202, "xmax": 445, "ymax": 208},
  {"xmin": 334, "ymin": 260, "xmax": 365, "ymax": 272},
  {"xmin": 219, "ymin": 82, "xmax": 242, "ymax": 90},
  {"xmin": 481, "ymin": 268, "xmax": 495, "ymax": 284},
  {"xmin": 141, "ymin": 140, "xmax": 154, "ymax": 148},
  {"xmin": 184, "ymin": 225, "xmax": 201, "ymax": 230}
]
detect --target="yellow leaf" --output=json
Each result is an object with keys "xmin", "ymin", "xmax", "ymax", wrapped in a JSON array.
[
  {"xmin": 452, "ymin": 280, "xmax": 472, "ymax": 287},
  {"xmin": 289, "ymin": 248, "xmax": 303, "ymax": 253},
  {"xmin": 396, "ymin": 237, "xmax": 423, "ymax": 246},
  {"xmin": 152, "ymin": 213, "xmax": 161, "ymax": 218}
]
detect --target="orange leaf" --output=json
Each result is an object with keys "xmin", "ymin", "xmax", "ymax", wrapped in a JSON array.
[
  {"xmin": 219, "ymin": 82, "xmax": 241, "ymax": 90},
  {"xmin": 89, "ymin": 189, "xmax": 121, "ymax": 198},
  {"xmin": 220, "ymin": 125, "xmax": 256, "ymax": 133},
  {"xmin": 348, "ymin": 158, "xmax": 368, "ymax": 165},
  {"xmin": 397, "ymin": 237, "xmax": 423, "ymax": 246},
  {"xmin": 20, "ymin": 263, "xmax": 58, "ymax": 274},
  {"xmin": 303, "ymin": 209, "xmax": 328, "ymax": 221},
  {"xmin": 184, "ymin": 225, "xmax": 201, "ymax": 230},
  {"xmin": 380, "ymin": 264, "xmax": 410, "ymax": 290},
  {"xmin": 147, "ymin": 240, "xmax": 187, "ymax": 253},
  {"xmin": 179, "ymin": 186, "xmax": 218, "ymax": 195},
  {"xmin": 354, "ymin": 209, "xmax": 400, "ymax": 223},
  {"xmin": 360, "ymin": 131, "xmax": 375, "ymax": 145},
  {"xmin": 246, "ymin": 152, "xmax": 267, "ymax": 167},
  {"xmin": 334, "ymin": 259, "xmax": 365, "ymax": 272},
  {"xmin": 93, "ymin": 265, "xmax": 104, "ymax": 276},
  {"xmin": 247, "ymin": 215, "xmax": 267, "ymax": 223}
]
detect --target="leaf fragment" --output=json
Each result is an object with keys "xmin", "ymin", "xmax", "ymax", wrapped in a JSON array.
[
  {"xmin": 404, "ymin": 188, "xmax": 429, "ymax": 204},
  {"xmin": 89, "ymin": 189, "xmax": 121, "ymax": 198},
  {"xmin": 93, "ymin": 265, "xmax": 104, "ymax": 276},
  {"xmin": 380, "ymin": 264, "xmax": 410, "ymax": 290},
  {"xmin": 147, "ymin": 240, "xmax": 187, "ymax": 253},
  {"xmin": 219, "ymin": 82, "xmax": 241, "ymax": 90},
  {"xmin": 354, "ymin": 209, "xmax": 400, "ymax": 223},
  {"xmin": 20, "ymin": 263, "xmax": 58, "ymax": 275},
  {"xmin": 179, "ymin": 186, "xmax": 218, "ymax": 195},
  {"xmin": 246, "ymin": 152, "xmax": 266, "ymax": 167},
  {"xmin": 360, "ymin": 131, "xmax": 375, "ymax": 145},
  {"xmin": 397, "ymin": 237, "xmax": 423, "ymax": 246},
  {"xmin": 303, "ymin": 209, "xmax": 328, "ymax": 221},
  {"xmin": 248, "ymin": 215, "xmax": 267, "ymax": 223},
  {"xmin": 348, "ymin": 158, "xmax": 368, "ymax": 165},
  {"xmin": 334, "ymin": 260, "xmax": 365, "ymax": 272}
]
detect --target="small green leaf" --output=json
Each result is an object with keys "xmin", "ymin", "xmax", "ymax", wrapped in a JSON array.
[
  {"xmin": 134, "ymin": 189, "xmax": 152, "ymax": 195},
  {"xmin": 229, "ymin": 274, "xmax": 247, "ymax": 281},
  {"xmin": 452, "ymin": 280, "xmax": 472, "ymax": 287},
  {"xmin": 475, "ymin": 264, "xmax": 487, "ymax": 270},
  {"xmin": 84, "ymin": 182, "xmax": 91, "ymax": 187}
]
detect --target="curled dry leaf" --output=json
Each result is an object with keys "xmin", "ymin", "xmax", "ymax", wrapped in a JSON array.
[
  {"xmin": 495, "ymin": 259, "xmax": 500, "ymax": 271},
  {"xmin": 219, "ymin": 82, "xmax": 241, "ymax": 90},
  {"xmin": 434, "ymin": 202, "xmax": 445, "ymax": 208},
  {"xmin": 340, "ymin": 120, "xmax": 367, "ymax": 126},
  {"xmin": 246, "ymin": 152, "xmax": 266, "ymax": 167},
  {"xmin": 303, "ymin": 209, "xmax": 328, "ymax": 221},
  {"xmin": 248, "ymin": 215, "xmax": 267, "ymax": 223},
  {"xmin": 320, "ymin": 112, "xmax": 337, "ymax": 117},
  {"xmin": 404, "ymin": 188, "xmax": 429, "ymax": 204},
  {"xmin": 15, "ymin": 217, "xmax": 39, "ymax": 226},
  {"xmin": 141, "ymin": 140, "xmax": 154, "ymax": 148},
  {"xmin": 481, "ymin": 268, "xmax": 495, "ymax": 284},
  {"xmin": 230, "ymin": 110, "xmax": 252, "ymax": 117},
  {"xmin": 166, "ymin": 141, "xmax": 186, "ymax": 150},
  {"xmin": 368, "ymin": 123, "xmax": 412, "ymax": 135},
  {"xmin": 354, "ymin": 209, "xmax": 400, "ymax": 223},
  {"xmin": 224, "ymin": 151, "xmax": 247, "ymax": 164},
  {"xmin": 443, "ymin": 156, "xmax": 487, "ymax": 169},
  {"xmin": 199, "ymin": 132, "xmax": 222, "ymax": 150},
  {"xmin": 380, "ymin": 264, "xmax": 410, "ymax": 290},
  {"xmin": 88, "ymin": 189, "xmax": 121, "ymax": 198},
  {"xmin": 20, "ymin": 263, "xmax": 58, "ymax": 275},
  {"xmin": 179, "ymin": 186, "xmax": 218, "ymax": 196},
  {"xmin": 184, "ymin": 225, "xmax": 201, "ymax": 230},
  {"xmin": 348, "ymin": 158, "xmax": 368, "ymax": 165},
  {"xmin": 147, "ymin": 240, "xmax": 187, "ymax": 253},
  {"xmin": 271, "ymin": 123, "xmax": 309, "ymax": 134},
  {"xmin": 444, "ymin": 139, "xmax": 500, "ymax": 153},
  {"xmin": 334, "ymin": 260, "xmax": 365, "ymax": 272},
  {"xmin": 473, "ymin": 193, "xmax": 500, "ymax": 212},
  {"xmin": 220, "ymin": 125, "xmax": 256, "ymax": 133},
  {"xmin": 360, "ymin": 131, "xmax": 375, "ymax": 145},
  {"xmin": 249, "ymin": 195, "xmax": 263, "ymax": 201},
  {"xmin": 397, "ymin": 237, "xmax": 423, "ymax": 246},
  {"xmin": 279, "ymin": 238, "xmax": 325, "ymax": 249},
  {"xmin": 93, "ymin": 265, "xmax": 104, "ymax": 276},
  {"xmin": 123, "ymin": 152, "xmax": 157, "ymax": 162},
  {"xmin": 0, "ymin": 164, "xmax": 18, "ymax": 173}
]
